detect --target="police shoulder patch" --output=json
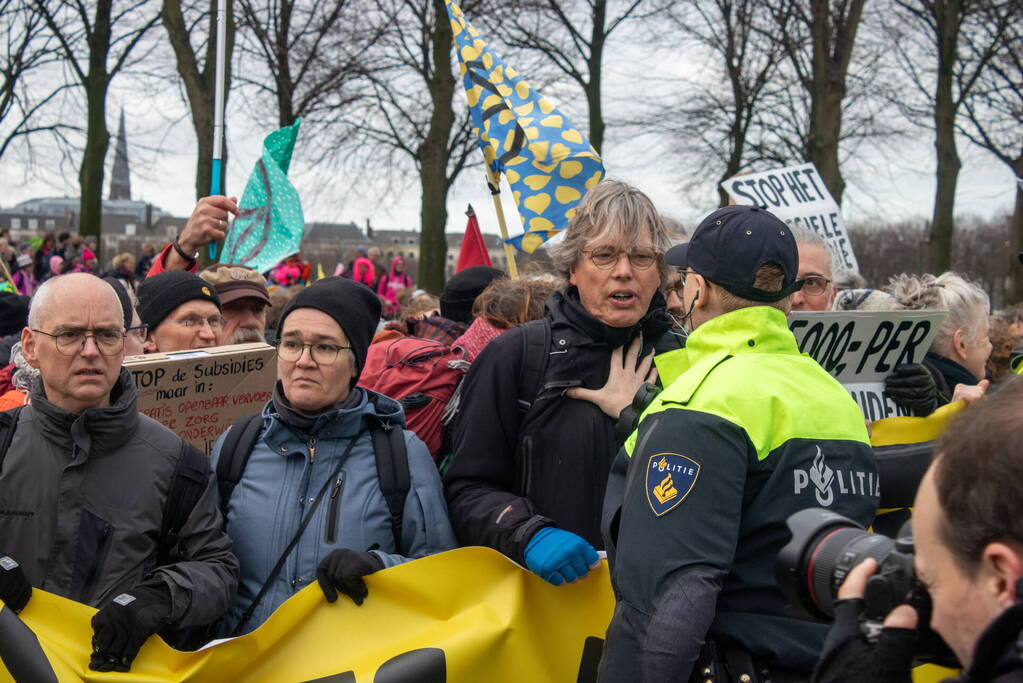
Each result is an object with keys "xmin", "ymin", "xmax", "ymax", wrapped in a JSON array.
[{"xmin": 645, "ymin": 452, "xmax": 700, "ymax": 517}]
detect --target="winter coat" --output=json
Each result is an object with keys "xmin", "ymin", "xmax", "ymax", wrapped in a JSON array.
[
  {"xmin": 0, "ymin": 369, "xmax": 239, "ymax": 628},
  {"xmin": 376, "ymin": 257, "xmax": 412, "ymax": 317},
  {"xmin": 212, "ymin": 387, "xmax": 457, "ymax": 635},
  {"xmin": 443, "ymin": 287, "xmax": 670, "ymax": 563}
]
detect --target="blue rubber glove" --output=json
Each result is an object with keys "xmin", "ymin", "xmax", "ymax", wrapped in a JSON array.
[{"xmin": 523, "ymin": 527, "xmax": 600, "ymax": 586}]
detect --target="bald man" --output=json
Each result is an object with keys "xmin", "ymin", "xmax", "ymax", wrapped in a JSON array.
[{"xmin": 0, "ymin": 274, "xmax": 237, "ymax": 671}]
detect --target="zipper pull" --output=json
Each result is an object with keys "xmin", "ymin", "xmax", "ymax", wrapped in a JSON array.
[
  {"xmin": 308, "ymin": 437, "xmax": 317, "ymax": 463},
  {"xmin": 330, "ymin": 476, "xmax": 343, "ymax": 499}
]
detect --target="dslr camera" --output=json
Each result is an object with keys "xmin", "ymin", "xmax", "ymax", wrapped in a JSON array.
[{"xmin": 775, "ymin": 508, "xmax": 956, "ymax": 665}]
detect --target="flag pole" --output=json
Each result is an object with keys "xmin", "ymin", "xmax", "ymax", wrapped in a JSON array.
[
  {"xmin": 208, "ymin": 0, "xmax": 228, "ymax": 261},
  {"xmin": 487, "ymin": 175, "xmax": 519, "ymax": 279},
  {"xmin": 0, "ymin": 257, "xmax": 19, "ymax": 294}
]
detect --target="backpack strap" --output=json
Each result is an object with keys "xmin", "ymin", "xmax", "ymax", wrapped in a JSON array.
[
  {"xmin": 0, "ymin": 405, "xmax": 25, "ymax": 476},
  {"xmin": 371, "ymin": 418, "xmax": 409, "ymax": 552},
  {"xmin": 517, "ymin": 319, "xmax": 552, "ymax": 413},
  {"xmin": 157, "ymin": 441, "xmax": 208, "ymax": 565},
  {"xmin": 215, "ymin": 413, "xmax": 264, "ymax": 520}
]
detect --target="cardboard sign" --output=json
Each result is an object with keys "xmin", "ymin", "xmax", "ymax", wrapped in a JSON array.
[
  {"xmin": 789, "ymin": 311, "xmax": 946, "ymax": 421},
  {"xmin": 124, "ymin": 342, "xmax": 276, "ymax": 455},
  {"xmin": 722, "ymin": 163, "xmax": 859, "ymax": 273}
]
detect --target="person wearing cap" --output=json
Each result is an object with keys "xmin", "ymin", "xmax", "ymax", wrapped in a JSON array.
[
  {"xmin": 137, "ymin": 271, "xmax": 225, "ymax": 352},
  {"xmin": 199, "ymin": 264, "xmax": 271, "ymax": 344},
  {"xmin": 0, "ymin": 273, "xmax": 238, "ymax": 672},
  {"xmin": 444, "ymin": 180, "xmax": 671, "ymax": 587},
  {"xmin": 599, "ymin": 205, "xmax": 878, "ymax": 682},
  {"xmin": 12, "ymin": 253, "xmax": 38, "ymax": 296},
  {"xmin": 210, "ymin": 277, "xmax": 456, "ymax": 635}
]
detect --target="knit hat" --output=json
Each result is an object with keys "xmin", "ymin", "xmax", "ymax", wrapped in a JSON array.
[
  {"xmin": 440, "ymin": 266, "xmax": 505, "ymax": 324},
  {"xmin": 277, "ymin": 277, "xmax": 381, "ymax": 375},
  {"xmin": 103, "ymin": 277, "xmax": 133, "ymax": 328},
  {"xmin": 0, "ymin": 292, "xmax": 31, "ymax": 337},
  {"xmin": 82, "ymin": 248, "xmax": 96, "ymax": 262},
  {"xmin": 137, "ymin": 271, "xmax": 221, "ymax": 330}
]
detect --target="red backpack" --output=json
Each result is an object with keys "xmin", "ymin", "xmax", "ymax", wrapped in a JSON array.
[{"xmin": 358, "ymin": 337, "xmax": 470, "ymax": 460}]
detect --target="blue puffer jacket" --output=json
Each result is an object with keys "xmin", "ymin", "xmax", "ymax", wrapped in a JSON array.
[{"xmin": 212, "ymin": 387, "xmax": 457, "ymax": 634}]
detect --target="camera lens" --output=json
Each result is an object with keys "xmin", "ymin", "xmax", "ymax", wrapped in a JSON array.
[{"xmin": 776, "ymin": 509, "xmax": 897, "ymax": 621}]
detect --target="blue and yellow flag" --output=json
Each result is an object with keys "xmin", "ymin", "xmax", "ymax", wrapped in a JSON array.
[
  {"xmin": 445, "ymin": 0, "xmax": 604, "ymax": 254},
  {"xmin": 221, "ymin": 119, "xmax": 305, "ymax": 272}
]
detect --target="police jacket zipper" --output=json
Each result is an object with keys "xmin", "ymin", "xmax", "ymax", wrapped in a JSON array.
[
  {"xmin": 308, "ymin": 438, "xmax": 317, "ymax": 463},
  {"xmin": 325, "ymin": 471, "xmax": 345, "ymax": 544}
]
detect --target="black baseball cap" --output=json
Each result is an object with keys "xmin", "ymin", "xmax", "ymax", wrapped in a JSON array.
[{"xmin": 665, "ymin": 205, "xmax": 803, "ymax": 303}]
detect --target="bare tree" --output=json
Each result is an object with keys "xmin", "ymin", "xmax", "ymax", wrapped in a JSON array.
[
  {"xmin": 348, "ymin": 0, "xmax": 482, "ymax": 292},
  {"xmin": 33, "ymin": 0, "xmax": 162, "ymax": 251},
  {"xmin": 503, "ymin": 0, "xmax": 652, "ymax": 154},
  {"xmin": 759, "ymin": 0, "xmax": 873, "ymax": 204},
  {"xmin": 161, "ymin": 0, "xmax": 235, "ymax": 200},
  {"xmin": 0, "ymin": 0, "xmax": 75, "ymax": 161},
  {"xmin": 660, "ymin": 0, "xmax": 787, "ymax": 206},
  {"xmin": 957, "ymin": 8, "xmax": 1023, "ymax": 300},
  {"xmin": 888, "ymin": 0, "xmax": 1016, "ymax": 273}
]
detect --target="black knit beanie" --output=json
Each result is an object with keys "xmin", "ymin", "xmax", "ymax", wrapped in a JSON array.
[
  {"xmin": 440, "ymin": 266, "xmax": 505, "ymax": 324},
  {"xmin": 137, "ymin": 271, "xmax": 221, "ymax": 330},
  {"xmin": 277, "ymin": 277, "xmax": 381, "ymax": 375},
  {"xmin": 0, "ymin": 292, "xmax": 31, "ymax": 337},
  {"xmin": 103, "ymin": 277, "xmax": 133, "ymax": 329}
]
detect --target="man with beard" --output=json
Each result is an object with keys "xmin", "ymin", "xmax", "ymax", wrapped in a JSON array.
[{"xmin": 199, "ymin": 264, "xmax": 271, "ymax": 344}]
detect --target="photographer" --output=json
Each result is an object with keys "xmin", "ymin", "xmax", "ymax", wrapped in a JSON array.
[{"xmin": 815, "ymin": 377, "xmax": 1023, "ymax": 683}]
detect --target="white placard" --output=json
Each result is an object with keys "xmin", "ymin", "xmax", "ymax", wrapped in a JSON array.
[{"xmin": 723, "ymin": 163, "xmax": 859, "ymax": 273}]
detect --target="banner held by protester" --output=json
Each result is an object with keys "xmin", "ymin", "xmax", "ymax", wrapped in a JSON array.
[
  {"xmin": 221, "ymin": 119, "xmax": 305, "ymax": 273},
  {"xmin": 446, "ymin": 0, "xmax": 603, "ymax": 256},
  {"xmin": 790, "ymin": 311, "xmax": 946, "ymax": 421},
  {"xmin": 723, "ymin": 163, "xmax": 859, "ymax": 273}
]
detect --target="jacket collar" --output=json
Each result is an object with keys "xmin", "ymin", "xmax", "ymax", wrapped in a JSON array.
[
  {"xmin": 260, "ymin": 387, "xmax": 405, "ymax": 455},
  {"xmin": 925, "ymin": 351, "xmax": 979, "ymax": 388},
  {"xmin": 656, "ymin": 306, "xmax": 797, "ymax": 400},
  {"xmin": 549, "ymin": 286, "xmax": 669, "ymax": 348},
  {"xmin": 29, "ymin": 367, "xmax": 140, "ymax": 456}
]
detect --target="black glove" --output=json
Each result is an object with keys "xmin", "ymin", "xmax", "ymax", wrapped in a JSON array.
[
  {"xmin": 0, "ymin": 555, "xmax": 32, "ymax": 613},
  {"xmin": 884, "ymin": 363, "xmax": 939, "ymax": 416},
  {"xmin": 812, "ymin": 598, "xmax": 917, "ymax": 683},
  {"xmin": 89, "ymin": 583, "xmax": 173, "ymax": 672},
  {"xmin": 316, "ymin": 549, "xmax": 384, "ymax": 606}
]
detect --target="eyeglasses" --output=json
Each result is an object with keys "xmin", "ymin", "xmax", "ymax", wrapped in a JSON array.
[
  {"xmin": 801, "ymin": 276, "xmax": 832, "ymax": 296},
  {"xmin": 32, "ymin": 328, "xmax": 125, "ymax": 356},
  {"xmin": 126, "ymin": 323, "xmax": 149, "ymax": 342},
  {"xmin": 582, "ymin": 246, "xmax": 660, "ymax": 270},
  {"xmin": 275, "ymin": 339, "xmax": 351, "ymax": 365},
  {"xmin": 175, "ymin": 315, "xmax": 227, "ymax": 331}
]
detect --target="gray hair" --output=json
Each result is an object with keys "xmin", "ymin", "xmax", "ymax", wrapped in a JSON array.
[
  {"xmin": 790, "ymin": 224, "xmax": 833, "ymax": 277},
  {"xmin": 28, "ymin": 274, "xmax": 123, "ymax": 330},
  {"xmin": 888, "ymin": 271, "xmax": 990, "ymax": 353},
  {"xmin": 548, "ymin": 179, "xmax": 672, "ymax": 286}
]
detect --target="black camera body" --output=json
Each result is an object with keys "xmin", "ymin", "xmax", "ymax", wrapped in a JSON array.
[{"xmin": 776, "ymin": 508, "xmax": 957, "ymax": 666}]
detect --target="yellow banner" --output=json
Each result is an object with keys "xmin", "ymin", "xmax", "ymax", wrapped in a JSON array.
[{"xmin": 1, "ymin": 547, "xmax": 614, "ymax": 683}]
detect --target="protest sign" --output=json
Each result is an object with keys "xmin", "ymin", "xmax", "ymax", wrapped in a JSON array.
[
  {"xmin": 124, "ymin": 342, "xmax": 276, "ymax": 455},
  {"xmin": 789, "ymin": 311, "xmax": 946, "ymax": 421},
  {"xmin": 723, "ymin": 163, "xmax": 859, "ymax": 272}
]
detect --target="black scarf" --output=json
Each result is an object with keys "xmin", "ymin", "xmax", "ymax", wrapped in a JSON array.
[{"xmin": 271, "ymin": 380, "xmax": 363, "ymax": 433}]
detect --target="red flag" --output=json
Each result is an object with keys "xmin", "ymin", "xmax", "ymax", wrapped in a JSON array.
[{"xmin": 456, "ymin": 204, "xmax": 493, "ymax": 272}]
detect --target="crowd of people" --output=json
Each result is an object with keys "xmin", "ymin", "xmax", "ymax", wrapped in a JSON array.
[{"xmin": 0, "ymin": 181, "xmax": 1021, "ymax": 683}]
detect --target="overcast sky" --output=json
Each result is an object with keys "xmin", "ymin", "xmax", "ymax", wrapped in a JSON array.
[{"xmin": 2, "ymin": 19, "xmax": 1017, "ymax": 242}]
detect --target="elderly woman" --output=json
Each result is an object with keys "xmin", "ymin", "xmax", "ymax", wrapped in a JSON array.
[
  {"xmin": 211, "ymin": 277, "xmax": 456, "ymax": 635},
  {"xmin": 886, "ymin": 271, "xmax": 992, "ymax": 412},
  {"xmin": 444, "ymin": 180, "xmax": 671, "ymax": 586}
]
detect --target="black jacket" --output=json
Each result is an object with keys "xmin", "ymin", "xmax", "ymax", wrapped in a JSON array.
[
  {"xmin": 950, "ymin": 597, "xmax": 1023, "ymax": 683},
  {"xmin": 924, "ymin": 351, "xmax": 981, "ymax": 405},
  {"xmin": 444, "ymin": 287, "xmax": 669, "ymax": 563}
]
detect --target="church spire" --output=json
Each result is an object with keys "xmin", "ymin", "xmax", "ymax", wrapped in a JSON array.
[{"xmin": 109, "ymin": 108, "xmax": 131, "ymax": 200}]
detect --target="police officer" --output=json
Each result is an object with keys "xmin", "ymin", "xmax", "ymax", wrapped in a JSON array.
[{"xmin": 599, "ymin": 206, "xmax": 878, "ymax": 682}]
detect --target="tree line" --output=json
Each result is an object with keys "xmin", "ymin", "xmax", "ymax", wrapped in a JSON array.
[{"xmin": 1, "ymin": 0, "xmax": 1020, "ymax": 295}]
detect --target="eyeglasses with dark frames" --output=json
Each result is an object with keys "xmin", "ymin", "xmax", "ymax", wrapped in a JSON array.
[{"xmin": 31, "ymin": 328, "xmax": 125, "ymax": 356}]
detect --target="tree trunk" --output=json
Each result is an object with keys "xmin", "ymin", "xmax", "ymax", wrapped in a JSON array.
[
  {"xmin": 927, "ymin": 0, "xmax": 962, "ymax": 273},
  {"xmin": 417, "ymin": 0, "xmax": 456, "ymax": 293},
  {"xmin": 1010, "ymin": 157, "xmax": 1023, "ymax": 303},
  {"xmin": 78, "ymin": 0, "xmax": 113, "ymax": 261},
  {"xmin": 586, "ymin": 0, "xmax": 607, "ymax": 154},
  {"xmin": 162, "ymin": 0, "xmax": 235, "ymax": 202}
]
